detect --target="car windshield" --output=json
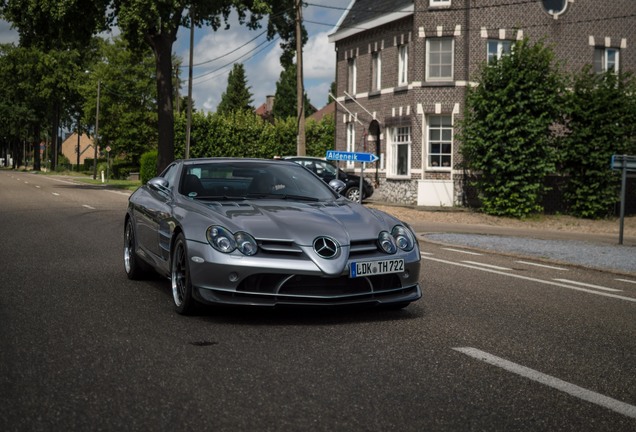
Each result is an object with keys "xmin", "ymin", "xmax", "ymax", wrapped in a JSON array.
[{"xmin": 179, "ymin": 160, "xmax": 340, "ymax": 201}]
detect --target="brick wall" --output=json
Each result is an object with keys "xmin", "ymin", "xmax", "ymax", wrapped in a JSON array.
[{"xmin": 332, "ymin": 0, "xmax": 636, "ymax": 206}]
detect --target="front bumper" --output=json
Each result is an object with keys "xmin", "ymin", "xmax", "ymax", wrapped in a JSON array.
[{"xmin": 186, "ymin": 239, "xmax": 421, "ymax": 307}]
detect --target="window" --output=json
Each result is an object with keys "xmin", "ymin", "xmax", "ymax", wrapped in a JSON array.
[
  {"xmin": 347, "ymin": 58, "xmax": 357, "ymax": 94},
  {"xmin": 371, "ymin": 51, "xmax": 382, "ymax": 91},
  {"xmin": 430, "ymin": 0, "xmax": 451, "ymax": 6},
  {"xmin": 346, "ymin": 122, "xmax": 356, "ymax": 168},
  {"xmin": 594, "ymin": 47, "xmax": 619, "ymax": 73},
  {"xmin": 388, "ymin": 126, "xmax": 411, "ymax": 177},
  {"xmin": 398, "ymin": 45, "xmax": 408, "ymax": 86},
  {"xmin": 541, "ymin": 0, "xmax": 568, "ymax": 16},
  {"xmin": 427, "ymin": 38, "xmax": 454, "ymax": 81},
  {"xmin": 428, "ymin": 115, "xmax": 453, "ymax": 169},
  {"xmin": 487, "ymin": 40, "xmax": 512, "ymax": 64}
]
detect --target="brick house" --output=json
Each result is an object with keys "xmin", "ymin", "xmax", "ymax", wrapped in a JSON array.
[
  {"xmin": 60, "ymin": 133, "xmax": 97, "ymax": 167},
  {"xmin": 328, "ymin": 0, "xmax": 636, "ymax": 206}
]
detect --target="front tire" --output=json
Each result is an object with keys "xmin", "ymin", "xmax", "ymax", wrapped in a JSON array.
[
  {"xmin": 124, "ymin": 218, "xmax": 149, "ymax": 280},
  {"xmin": 171, "ymin": 233, "xmax": 196, "ymax": 315},
  {"xmin": 345, "ymin": 187, "xmax": 361, "ymax": 202}
]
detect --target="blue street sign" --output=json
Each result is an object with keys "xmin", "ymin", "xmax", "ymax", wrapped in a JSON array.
[{"xmin": 326, "ymin": 150, "xmax": 379, "ymax": 163}]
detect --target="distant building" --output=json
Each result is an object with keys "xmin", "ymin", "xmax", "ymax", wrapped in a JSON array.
[
  {"xmin": 329, "ymin": 0, "xmax": 636, "ymax": 206},
  {"xmin": 254, "ymin": 95, "xmax": 275, "ymax": 122},
  {"xmin": 308, "ymin": 101, "xmax": 336, "ymax": 122},
  {"xmin": 60, "ymin": 133, "xmax": 97, "ymax": 167}
]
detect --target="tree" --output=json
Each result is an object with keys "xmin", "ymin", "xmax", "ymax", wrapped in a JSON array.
[
  {"xmin": 272, "ymin": 62, "xmax": 314, "ymax": 119},
  {"xmin": 3, "ymin": 0, "xmax": 302, "ymax": 174},
  {"xmin": 559, "ymin": 68, "xmax": 636, "ymax": 218},
  {"xmin": 113, "ymin": 0, "xmax": 301, "ymax": 173},
  {"xmin": 81, "ymin": 37, "xmax": 158, "ymax": 166},
  {"xmin": 216, "ymin": 63, "xmax": 253, "ymax": 114},
  {"xmin": 459, "ymin": 39, "xmax": 564, "ymax": 218}
]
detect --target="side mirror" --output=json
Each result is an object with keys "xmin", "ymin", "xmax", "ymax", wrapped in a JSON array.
[
  {"xmin": 147, "ymin": 177, "xmax": 169, "ymax": 191},
  {"xmin": 328, "ymin": 179, "xmax": 346, "ymax": 193}
]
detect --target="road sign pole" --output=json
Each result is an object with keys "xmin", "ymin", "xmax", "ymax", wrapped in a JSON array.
[
  {"xmin": 619, "ymin": 160, "xmax": 627, "ymax": 245},
  {"xmin": 359, "ymin": 164, "xmax": 364, "ymax": 204}
]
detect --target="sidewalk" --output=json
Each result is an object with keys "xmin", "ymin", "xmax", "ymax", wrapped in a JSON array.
[{"xmin": 371, "ymin": 204, "xmax": 636, "ymax": 276}]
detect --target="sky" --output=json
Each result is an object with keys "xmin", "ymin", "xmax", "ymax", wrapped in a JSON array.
[{"xmin": 0, "ymin": 1, "xmax": 347, "ymax": 113}]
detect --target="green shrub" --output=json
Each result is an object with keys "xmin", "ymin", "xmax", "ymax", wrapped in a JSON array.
[{"xmin": 140, "ymin": 150, "xmax": 158, "ymax": 184}]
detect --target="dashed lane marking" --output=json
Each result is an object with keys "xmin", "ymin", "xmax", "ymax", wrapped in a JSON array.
[
  {"xmin": 462, "ymin": 260, "xmax": 512, "ymax": 271},
  {"xmin": 553, "ymin": 278, "xmax": 622, "ymax": 293},
  {"xmin": 454, "ymin": 347, "xmax": 636, "ymax": 419},
  {"xmin": 422, "ymin": 256, "xmax": 636, "ymax": 303},
  {"xmin": 442, "ymin": 247, "xmax": 483, "ymax": 256},
  {"xmin": 516, "ymin": 261, "xmax": 568, "ymax": 271}
]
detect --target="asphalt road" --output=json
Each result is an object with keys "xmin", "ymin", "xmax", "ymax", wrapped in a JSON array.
[{"xmin": 1, "ymin": 171, "xmax": 635, "ymax": 431}]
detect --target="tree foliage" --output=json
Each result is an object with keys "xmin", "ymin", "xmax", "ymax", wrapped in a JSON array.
[
  {"xmin": 272, "ymin": 62, "xmax": 314, "ymax": 119},
  {"xmin": 173, "ymin": 109, "xmax": 333, "ymax": 159},
  {"xmin": 216, "ymin": 63, "xmax": 254, "ymax": 114},
  {"xmin": 459, "ymin": 39, "xmax": 564, "ymax": 218},
  {"xmin": 80, "ymin": 37, "xmax": 158, "ymax": 166},
  {"xmin": 558, "ymin": 69, "xmax": 636, "ymax": 218}
]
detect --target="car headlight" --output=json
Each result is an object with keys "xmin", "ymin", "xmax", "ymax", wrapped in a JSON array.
[
  {"xmin": 378, "ymin": 231, "xmax": 397, "ymax": 254},
  {"xmin": 207, "ymin": 226, "xmax": 237, "ymax": 253},
  {"xmin": 392, "ymin": 225, "xmax": 415, "ymax": 251},
  {"xmin": 235, "ymin": 232, "xmax": 258, "ymax": 256},
  {"xmin": 207, "ymin": 226, "xmax": 258, "ymax": 256}
]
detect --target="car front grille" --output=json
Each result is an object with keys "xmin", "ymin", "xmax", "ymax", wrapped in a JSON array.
[{"xmin": 236, "ymin": 273, "xmax": 408, "ymax": 301}]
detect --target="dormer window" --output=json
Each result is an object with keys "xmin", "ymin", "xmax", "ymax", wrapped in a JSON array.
[{"xmin": 542, "ymin": 0, "xmax": 568, "ymax": 17}]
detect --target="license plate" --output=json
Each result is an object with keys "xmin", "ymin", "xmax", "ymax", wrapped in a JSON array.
[{"xmin": 350, "ymin": 259, "xmax": 405, "ymax": 278}]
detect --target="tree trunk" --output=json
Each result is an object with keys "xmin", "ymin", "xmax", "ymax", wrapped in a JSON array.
[
  {"xmin": 150, "ymin": 34, "xmax": 175, "ymax": 175},
  {"xmin": 33, "ymin": 124, "xmax": 41, "ymax": 171}
]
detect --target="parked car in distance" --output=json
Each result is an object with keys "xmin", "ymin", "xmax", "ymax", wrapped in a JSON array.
[
  {"xmin": 282, "ymin": 156, "xmax": 374, "ymax": 202},
  {"xmin": 124, "ymin": 158, "xmax": 421, "ymax": 315}
]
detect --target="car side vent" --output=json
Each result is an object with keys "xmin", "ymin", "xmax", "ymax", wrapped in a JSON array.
[
  {"xmin": 349, "ymin": 239, "xmax": 379, "ymax": 255},
  {"xmin": 257, "ymin": 239, "xmax": 303, "ymax": 255}
]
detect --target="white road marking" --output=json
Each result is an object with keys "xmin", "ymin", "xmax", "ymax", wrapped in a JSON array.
[
  {"xmin": 442, "ymin": 247, "xmax": 483, "ymax": 256},
  {"xmin": 615, "ymin": 278, "xmax": 636, "ymax": 285},
  {"xmin": 422, "ymin": 256, "xmax": 636, "ymax": 303},
  {"xmin": 553, "ymin": 279, "xmax": 622, "ymax": 293},
  {"xmin": 52, "ymin": 193, "xmax": 60, "ymax": 196},
  {"xmin": 462, "ymin": 260, "xmax": 512, "ymax": 271},
  {"xmin": 421, "ymin": 252, "xmax": 433, "ymax": 256},
  {"xmin": 82, "ymin": 205, "xmax": 96, "ymax": 210},
  {"xmin": 35, "ymin": 185, "xmax": 41, "ymax": 189},
  {"xmin": 516, "ymin": 260, "xmax": 568, "ymax": 271},
  {"xmin": 454, "ymin": 347, "xmax": 636, "ymax": 419}
]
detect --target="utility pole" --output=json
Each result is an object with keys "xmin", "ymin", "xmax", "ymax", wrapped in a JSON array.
[
  {"xmin": 295, "ymin": 0, "xmax": 306, "ymax": 156},
  {"xmin": 185, "ymin": 8, "xmax": 195, "ymax": 160}
]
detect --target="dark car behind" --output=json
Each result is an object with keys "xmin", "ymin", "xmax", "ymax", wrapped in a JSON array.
[{"xmin": 283, "ymin": 156, "xmax": 374, "ymax": 202}]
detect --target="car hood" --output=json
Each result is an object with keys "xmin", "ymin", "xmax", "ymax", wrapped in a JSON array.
[{"xmin": 194, "ymin": 199, "xmax": 398, "ymax": 246}]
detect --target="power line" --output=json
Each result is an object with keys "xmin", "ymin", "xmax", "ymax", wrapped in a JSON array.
[{"xmin": 193, "ymin": 37, "xmax": 280, "ymax": 85}]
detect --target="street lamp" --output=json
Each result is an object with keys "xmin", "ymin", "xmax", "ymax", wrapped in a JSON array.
[{"xmin": 93, "ymin": 80, "xmax": 100, "ymax": 180}]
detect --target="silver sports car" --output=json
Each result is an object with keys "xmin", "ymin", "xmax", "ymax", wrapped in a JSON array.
[{"xmin": 124, "ymin": 158, "xmax": 421, "ymax": 314}]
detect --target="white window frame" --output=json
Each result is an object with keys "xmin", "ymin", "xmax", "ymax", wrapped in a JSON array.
[
  {"xmin": 371, "ymin": 51, "xmax": 382, "ymax": 91},
  {"xmin": 487, "ymin": 40, "xmax": 512, "ymax": 64},
  {"xmin": 346, "ymin": 122, "xmax": 356, "ymax": 168},
  {"xmin": 387, "ymin": 126, "xmax": 411, "ymax": 178},
  {"xmin": 594, "ymin": 47, "xmax": 619, "ymax": 73},
  {"xmin": 398, "ymin": 45, "xmax": 408, "ymax": 86},
  {"xmin": 347, "ymin": 57, "xmax": 357, "ymax": 94},
  {"xmin": 430, "ymin": 0, "xmax": 451, "ymax": 6},
  {"xmin": 426, "ymin": 38, "xmax": 454, "ymax": 81},
  {"xmin": 426, "ymin": 115, "xmax": 453, "ymax": 170}
]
